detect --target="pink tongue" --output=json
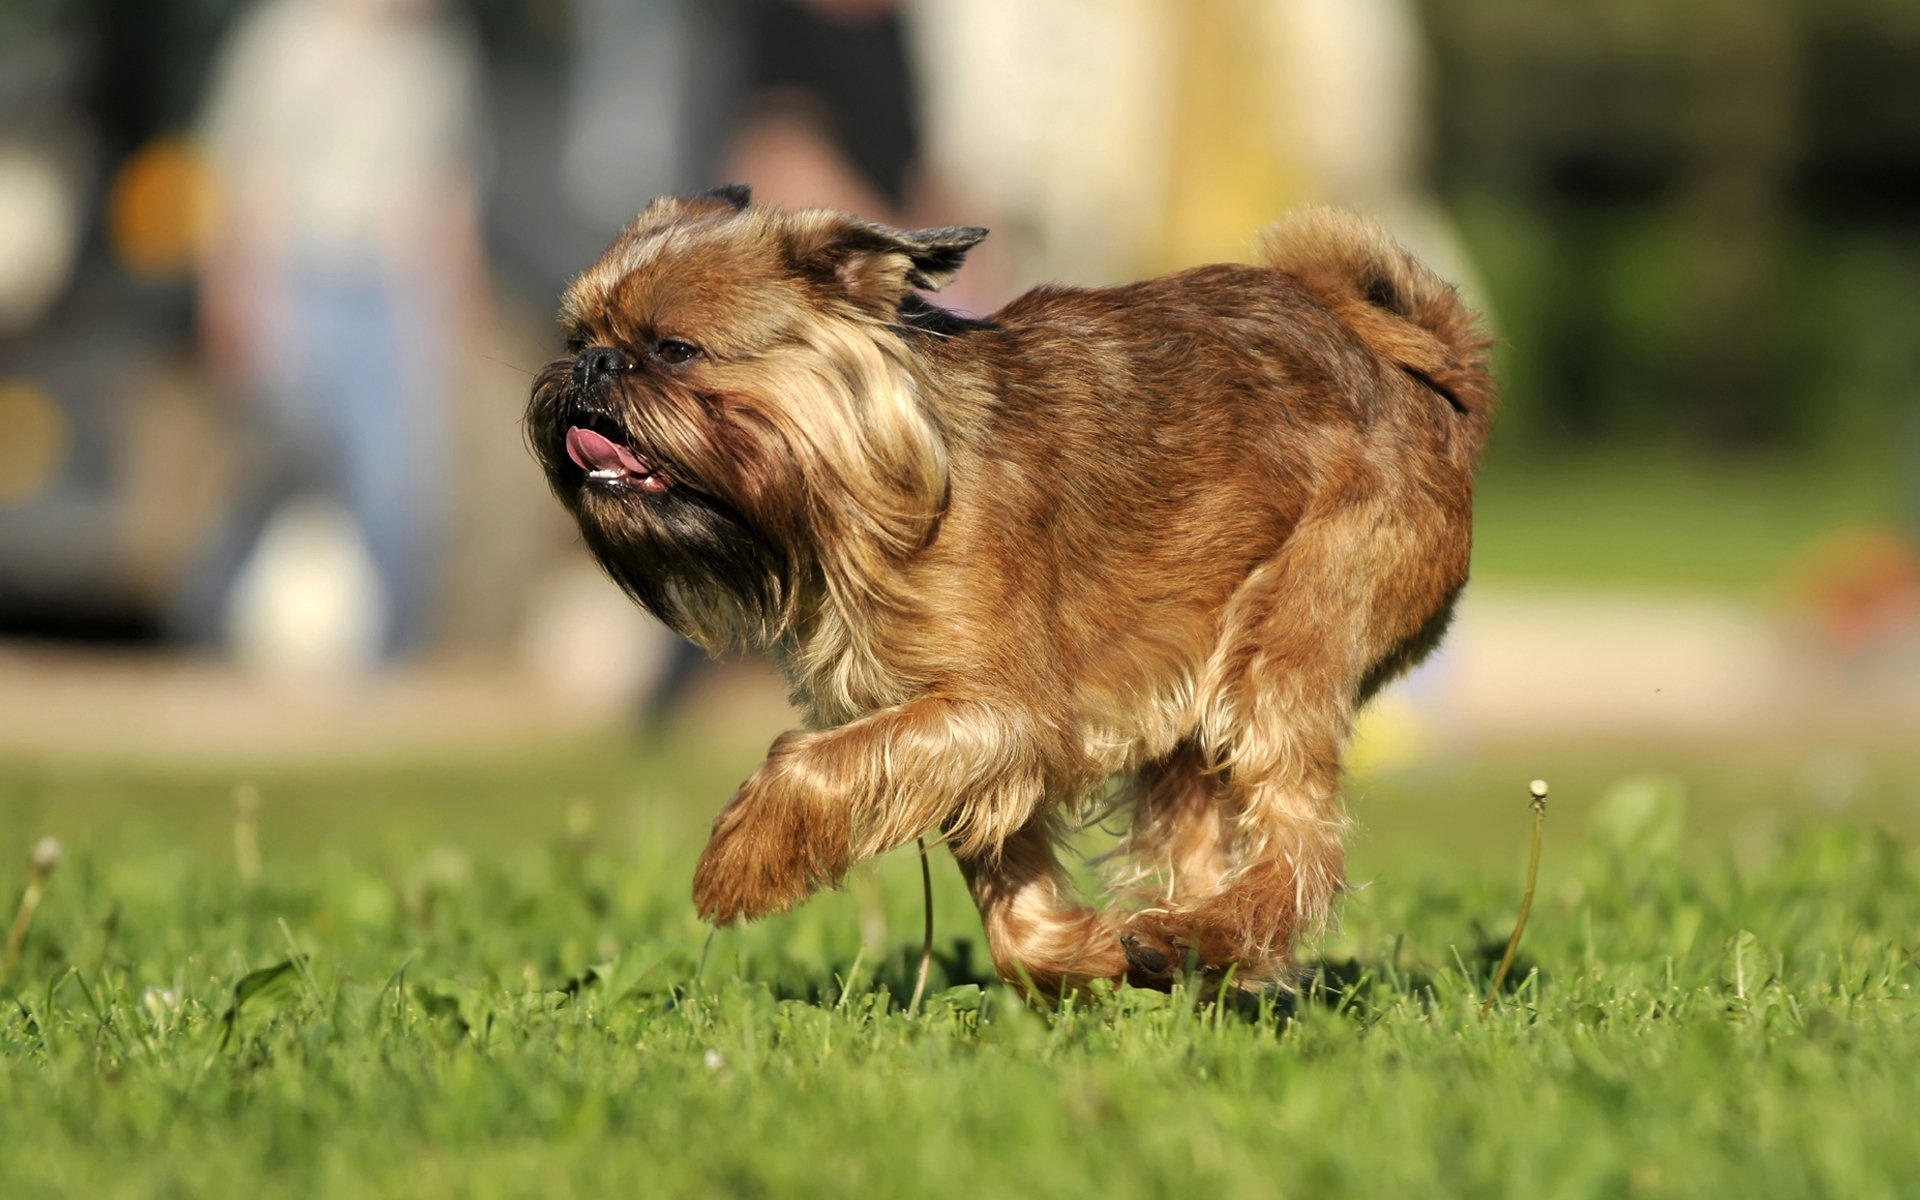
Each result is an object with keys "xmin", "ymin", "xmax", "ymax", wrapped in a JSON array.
[{"xmin": 566, "ymin": 427, "xmax": 653, "ymax": 475}]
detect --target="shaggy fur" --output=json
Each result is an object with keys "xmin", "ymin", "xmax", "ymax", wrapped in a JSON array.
[{"xmin": 526, "ymin": 186, "xmax": 1492, "ymax": 994}]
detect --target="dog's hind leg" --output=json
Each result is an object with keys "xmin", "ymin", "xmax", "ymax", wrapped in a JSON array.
[
  {"xmin": 957, "ymin": 817, "xmax": 1137, "ymax": 997},
  {"xmin": 1119, "ymin": 482, "xmax": 1471, "ymax": 989}
]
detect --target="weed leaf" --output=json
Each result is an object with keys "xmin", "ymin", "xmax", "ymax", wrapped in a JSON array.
[
  {"xmin": 1720, "ymin": 930, "xmax": 1763, "ymax": 1002},
  {"xmin": 219, "ymin": 959, "xmax": 302, "ymax": 1050}
]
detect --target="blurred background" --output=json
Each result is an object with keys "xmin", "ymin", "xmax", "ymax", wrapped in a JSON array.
[{"xmin": 0, "ymin": 0, "xmax": 1915, "ymax": 843}]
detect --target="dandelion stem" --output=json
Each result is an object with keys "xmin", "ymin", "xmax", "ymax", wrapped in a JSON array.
[
  {"xmin": 1482, "ymin": 780, "xmax": 1548, "ymax": 1015},
  {"xmin": 4, "ymin": 838, "xmax": 63, "ymax": 977},
  {"xmin": 693, "ymin": 927, "xmax": 716, "ymax": 993},
  {"xmin": 908, "ymin": 836, "xmax": 934, "ymax": 1015}
]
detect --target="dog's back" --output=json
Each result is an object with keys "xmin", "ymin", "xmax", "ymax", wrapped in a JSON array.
[{"xmin": 916, "ymin": 213, "xmax": 1492, "ymax": 729}]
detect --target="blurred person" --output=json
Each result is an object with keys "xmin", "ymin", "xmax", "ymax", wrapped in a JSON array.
[
  {"xmin": 645, "ymin": 0, "xmax": 933, "ymax": 720},
  {"xmin": 559, "ymin": 0, "xmax": 730, "ymax": 239},
  {"xmin": 181, "ymin": 0, "xmax": 485, "ymax": 665},
  {"xmin": 720, "ymin": 0, "xmax": 1010, "ymax": 314},
  {"xmin": 634, "ymin": 0, "xmax": 1008, "ymax": 721},
  {"xmin": 911, "ymin": 0, "xmax": 1481, "ymax": 298},
  {"xmin": 723, "ymin": 0, "xmax": 918, "ymax": 218}
]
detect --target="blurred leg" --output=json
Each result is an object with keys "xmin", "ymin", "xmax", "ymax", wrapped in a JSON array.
[{"xmin": 321, "ymin": 278, "xmax": 442, "ymax": 659}]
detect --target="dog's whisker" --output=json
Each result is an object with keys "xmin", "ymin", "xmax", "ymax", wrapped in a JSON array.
[{"xmin": 477, "ymin": 354, "xmax": 537, "ymax": 378}]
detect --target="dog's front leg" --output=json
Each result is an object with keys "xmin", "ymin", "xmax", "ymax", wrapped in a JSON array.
[{"xmin": 693, "ymin": 698, "xmax": 1050, "ymax": 925}]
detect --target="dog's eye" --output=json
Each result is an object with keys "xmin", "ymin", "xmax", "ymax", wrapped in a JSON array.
[{"xmin": 655, "ymin": 338, "xmax": 703, "ymax": 365}]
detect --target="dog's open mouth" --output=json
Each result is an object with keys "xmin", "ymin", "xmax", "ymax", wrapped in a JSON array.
[{"xmin": 566, "ymin": 426, "xmax": 670, "ymax": 493}]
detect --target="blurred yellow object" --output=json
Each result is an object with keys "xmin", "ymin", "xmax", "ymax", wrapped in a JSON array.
[
  {"xmin": 108, "ymin": 137, "xmax": 213, "ymax": 281},
  {"xmin": 1155, "ymin": 0, "xmax": 1310, "ymax": 273},
  {"xmin": 0, "ymin": 379, "xmax": 70, "ymax": 503},
  {"xmin": 1347, "ymin": 691, "xmax": 1438, "ymax": 776}
]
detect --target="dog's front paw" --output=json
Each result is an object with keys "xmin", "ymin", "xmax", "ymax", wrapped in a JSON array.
[{"xmin": 692, "ymin": 764, "xmax": 850, "ymax": 925}]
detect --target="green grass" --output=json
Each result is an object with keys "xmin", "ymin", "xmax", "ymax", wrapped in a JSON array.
[
  {"xmin": 2, "ymin": 738, "xmax": 1917, "ymax": 1198},
  {"xmin": 1469, "ymin": 446, "xmax": 1908, "ymax": 595}
]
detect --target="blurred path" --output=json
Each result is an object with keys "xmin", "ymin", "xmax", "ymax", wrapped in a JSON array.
[
  {"xmin": 0, "ymin": 587, "xmax": 1914, "ymax": 763},
  {"xmin": 0, "ymin": 644, "xmax": 792, "ymax": 765},
  {"xmin": 1440, "ymin": 590, "xmax": 1920, "ymax": 737}
]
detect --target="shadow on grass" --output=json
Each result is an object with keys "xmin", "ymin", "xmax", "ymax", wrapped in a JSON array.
[
  {"xmin": 1273, "ymin": 934, "xmax": 1543, "ymax": 1022},
  {"xmin": 762, "ymin": 937, "xmax": 1003, "ymax": 1008},
  {"xmin": 715, "ymin": 931, "xmax": 1544, "ymax": 1024}
]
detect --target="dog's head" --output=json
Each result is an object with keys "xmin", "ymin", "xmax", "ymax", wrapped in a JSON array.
[{"xmin": 526, "ymin": 186, "xmax": 986, "ymax": 650}]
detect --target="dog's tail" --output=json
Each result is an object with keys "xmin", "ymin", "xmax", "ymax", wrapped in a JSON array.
[{"xmin": 1258, "ymin": 208, "xmax": 1494, "ymax": 462}]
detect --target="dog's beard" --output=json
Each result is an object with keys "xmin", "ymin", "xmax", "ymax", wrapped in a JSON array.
[
  {"xmin": 527, "ymin": 360, "xmax": 799, "ymax": 650},
  {"xmin": 525, "ymin": 325, "xmax": 949, "ymax": 655},
  {"xmin": 575, "ymin": 477, "xmax": 795, "ymax": 653}
]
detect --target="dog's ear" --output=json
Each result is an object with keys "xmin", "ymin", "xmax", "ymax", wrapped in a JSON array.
[
  {"xmin": 791, "ymin": 213, "xmax": 988, "ymax": 310},
  {"xmin": 694, "ymin": 183, "xmax": 753, "ymax": 212},
  {"xmin": 886, "ymin": 224, "xmax": 989, "ymax": 290}
]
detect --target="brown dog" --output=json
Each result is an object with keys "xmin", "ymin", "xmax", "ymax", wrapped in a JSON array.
[{"xmin": 527, "ymin": 185, "xmax": 1492, "ymax": 994}]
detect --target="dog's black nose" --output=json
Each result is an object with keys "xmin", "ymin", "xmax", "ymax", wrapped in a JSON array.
[{"xmin": 572, "ymin": 346, "xmax": 627, "ymax": 388}]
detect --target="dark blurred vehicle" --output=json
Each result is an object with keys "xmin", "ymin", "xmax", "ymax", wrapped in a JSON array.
[{"xmin": 0, "ymin": 2, "xmax": 229, "ymax": 637}]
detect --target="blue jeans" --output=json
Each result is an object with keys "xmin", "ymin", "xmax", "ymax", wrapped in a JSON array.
[{"xmin": 178, "ymin": 266, "xmax": 446, "ymax": 659}]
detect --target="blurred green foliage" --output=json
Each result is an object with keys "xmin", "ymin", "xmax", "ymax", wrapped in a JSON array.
[{"xmin": 1422, "ymin": 0, "xmax": 1920, "ymax": 457}]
